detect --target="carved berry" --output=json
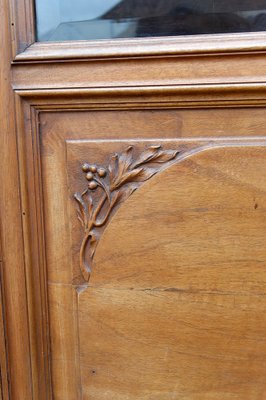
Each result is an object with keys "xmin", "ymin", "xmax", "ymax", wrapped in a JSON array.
[
  {"xmin": 89, "ymin": 165, "xmax": 97, "ymax": 173},
  {"xmin": 88, "ymin": 181, "xmax": 98, "ymax": 190},
  {"xmin": 82, "ymin": 163, "xmax": 90, "ymax": 172},
  {"xmin": 86, "ymin": 172, "xmax": 94, "ymax": 181},
  {"xmin": 97, "ymin": 167, "xmax": 107, "ymax": 178}
]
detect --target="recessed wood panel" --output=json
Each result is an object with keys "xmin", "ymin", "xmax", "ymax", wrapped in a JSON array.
[
  {"xmin": 5, "ymin": 0, "xmax": 266, "ymax": 397},
  {"xmin": 36, "ymin": 106, "xmax": 266, "ymax": 398},
  {"xmin": 73, "ymin": 146, "xmax": 266, "ymax": 399}
]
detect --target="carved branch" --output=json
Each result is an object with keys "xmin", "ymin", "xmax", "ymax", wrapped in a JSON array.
[{"xmin": 74, "ymin": 145, "xmax": 180, "ymax": 282}]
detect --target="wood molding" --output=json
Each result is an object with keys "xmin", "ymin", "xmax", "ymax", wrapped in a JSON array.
[
  {"xmin": 6, "ymin": 1, "xmax": 266, "ymax": 397},
  {"xmin": 14, "ymin": 98, "xmax": 52, "ymax": 400},
  {"xmin": 0, "ymin": 0, "xmax": 33, "ymax": 398},
  {"xmin": 14, "ymin": 82, "xmax": 266, "ymax": 112},
  {"xmin": 12, "ymin": 53, "xmax": 266, "ymax": 91},
  {"xmin": 9, "ymin": 0, "xmax": 35, "ymax": 57},
  {"xmin": 14, "ymin": 31, "xmax": 266, "ymax": 62}
]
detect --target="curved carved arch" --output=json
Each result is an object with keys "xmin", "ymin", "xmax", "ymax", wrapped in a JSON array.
[{"xmin": 75, "ymin": 142, "xmax": 233, "ymax": 281}]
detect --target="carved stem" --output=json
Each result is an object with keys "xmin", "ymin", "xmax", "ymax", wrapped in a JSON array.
[
  {"xmin": 79, "ymin": 227, "xmax": 94, "ymax": 281},
  {"xmin": 93, "ymin": 177, "xmax": 111, "ymax": 203},
  {"xmin": 92, "ymin": 191, "xmax": 107, "ymax": 224},
  {"xmin": 79, "ymin": 189, "xmax": 111, "ymax": 280},
  {"xmin": 75, "ymin": 145, "xmax": 180, "ymax": 282},
  {"xmin": 94, "ymin": 200, "xmax": 114, "ymax": 228}
]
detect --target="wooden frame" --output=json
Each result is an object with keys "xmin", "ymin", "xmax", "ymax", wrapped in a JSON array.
[
  {"xmin": 14, "ymin": 84, "xmax": 266, "ymax": 398},
  {"xmin": 2, "ymin": 0, "xmax": 266, "ymax": 398},
  {"xmin": 9, "ymin": 0, "xmax": 266, "ymax": 62},
  {"xmin": 9, "ymin": 0, "xmax": 35, "ymax": 56},
  {"xmin": 0, "ymin": 255, "xmax": 9, "ymax": 400},
  {"xmin": 13, "ymin": 31, "xmax": 266, "ymax": 62},
  {"xmin": 0, "ymin": 0, "xmax": 34, "ymax": 399}
]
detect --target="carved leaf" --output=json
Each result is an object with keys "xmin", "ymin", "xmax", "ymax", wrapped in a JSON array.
[
  {"xmin": 132, "ymin": 146, "xmax": 179, "ymax": 168},
  {"xmin": 110, "ymin": 167, "xmax": 144, "ymax": 191},
  {"xmin": 79, "ymin": 231, "xmax": 98, "ymax": 281},
  {"xmin": 131, "ymin": 145, "xmax": 160, "ymax": 167},
  {"xmin": 109, "ymin": 146, "xmax": 134, "ymax": 191},
  {"xmin": 108, "ymin": 153, "xmax": 118, "ymax": 183},
  {"xmin": 74, "ymin": 192, "xmax": 93, "ymax": 228},
  {"xmin": 131, "ymin": 167, "xmax": 158, "ymax": 182},
  {"xmin": 118, "ymin": 145, "xmax": 133, "ymax": 174},
  {"xmin": 87, "ymin": 194, "xmax": 93, "ymax": 217},
  {"xmin": 117, "ymin": 185, "xmax": 138, "ymax": 202},
  {"xmin": 74, "ymin": 144, "xmax": 180, "ymax": 282},
  {"xmin": 113, "ymin": 185, "xmax": 137, "ymax": 205}
]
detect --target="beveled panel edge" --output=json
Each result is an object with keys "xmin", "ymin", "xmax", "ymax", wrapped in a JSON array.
[
  {"xmin": 14, "ymin": 32, "xmax": 266, "ymax": 63},
  {"xmin": 14, "ymin": 96, "xmax": 52, "ymax": 400}
]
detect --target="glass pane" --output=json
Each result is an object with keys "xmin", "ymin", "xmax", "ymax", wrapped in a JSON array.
[{"xmin": 35, "ymin": 0, "xmax": 266, "ymax": 42}]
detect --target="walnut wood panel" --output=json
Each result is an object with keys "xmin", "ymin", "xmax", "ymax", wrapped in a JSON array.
[
  {"xmin": 21, "ymin": 98, "xmax": 266, "ymax": 399},
  {"xmin": 76, "ymin": 146, "xmax": 266, "ymax": 399},
  {"xmin": 42, "ymin": 134, "xmax": 266, "ymax": 399},
  {"xmin": 3, "ymin": 0, "xmax": 266, "ymax": 398}
]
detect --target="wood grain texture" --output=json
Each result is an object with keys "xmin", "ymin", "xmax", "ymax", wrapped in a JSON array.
[
  {"xmin": 9, "ymin": 0, "xmax": 35, "ymax": 56},
  {"xmin": 19, "ymin": 93, "xmax": 264, "ymax": 398},
  {"xmin": 41, "ymin": 107, "xmax": 266, "ymax": 141},
  {"xmin": 12, "ymin": 53, "xmax": 266, "ymax": 91},
  {"xmin": 0, "ymin": 261, "xmax": 9, "ymax": 400},
  {"xmin": 15, "ymin": 97, "xmax": 53, "ymax": 400},
  {"xmin": 48, "ymin": 284, "xmax": 80, "ymax": 400},
  {"xmin": 14, "ymin": 78, "xmax": 266, "ymax": 398},
  {"xmin": 74, "ymin": 145, "xmax": 179, "ymax": 281},
  {"xmin": 78, "ymin": 146, "xmax": 266, "ymax": 399},
  {"xmin": 14, "ymin": 32, "xmax": 266, "ymax": 62},
  {"xmin": 0, "ymin": 0, "xmax": 33, "ymax": 398},
  {"xmin": 8, "ymin": 1, "xmax": 266, "ymax": 396}
]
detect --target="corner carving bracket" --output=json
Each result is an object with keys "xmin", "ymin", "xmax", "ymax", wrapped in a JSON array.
[{"xmin": 74, "ymin": 145, "xmax": 181, "ymax": 281}]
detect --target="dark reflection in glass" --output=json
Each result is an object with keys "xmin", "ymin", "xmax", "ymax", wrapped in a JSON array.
[{"xmin": 35, "ymin": 0, "xmax": 266, "ymax": 42}]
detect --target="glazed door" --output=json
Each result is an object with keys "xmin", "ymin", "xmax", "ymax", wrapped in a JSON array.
[{"xmin": 2, "ymin": 0, "xmax": 266, "ymax": 399}]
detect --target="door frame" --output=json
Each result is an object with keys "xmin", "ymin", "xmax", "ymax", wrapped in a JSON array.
[{"xmin": 2, "ymin": 0, "xmax": 266, "ymax": 399}]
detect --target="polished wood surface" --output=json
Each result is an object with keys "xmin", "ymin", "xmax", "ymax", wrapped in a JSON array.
[
  {"xmin": 12, "ymin": 53, "xmax": 266, "ymax": 91},
  {"xmin": 14, "ymin": 32, "xmax": 266, "ymax": 61},
  {"xmin": 33, "ymin": 105, "xmax": 266, "ymax": 398},
  {"xmin": 14, "ymin": 98, "xmax": 266, "ymax": 399},
  {"xmin": 0, "ymin": 264, "xmax": 8, "ymax": 400},
  {"xmin": 0, "ymin": 0, "xmax": 33, "ymax": 398},
  {"xmin": 77, "ymin": 145, "xmax": 266, "ymax": 399},
  {"xmin": 11, "ymin": 93, "xmax": 266, "ymax": 400},
  {"xmin": 2, "ymin": 0, "xmax": 266, "ymax": 398}
]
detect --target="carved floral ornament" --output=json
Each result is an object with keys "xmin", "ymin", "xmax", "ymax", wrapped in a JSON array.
[{"xmin": 74, "ymin": 145, "xmax": 181, "ymax": 281}]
